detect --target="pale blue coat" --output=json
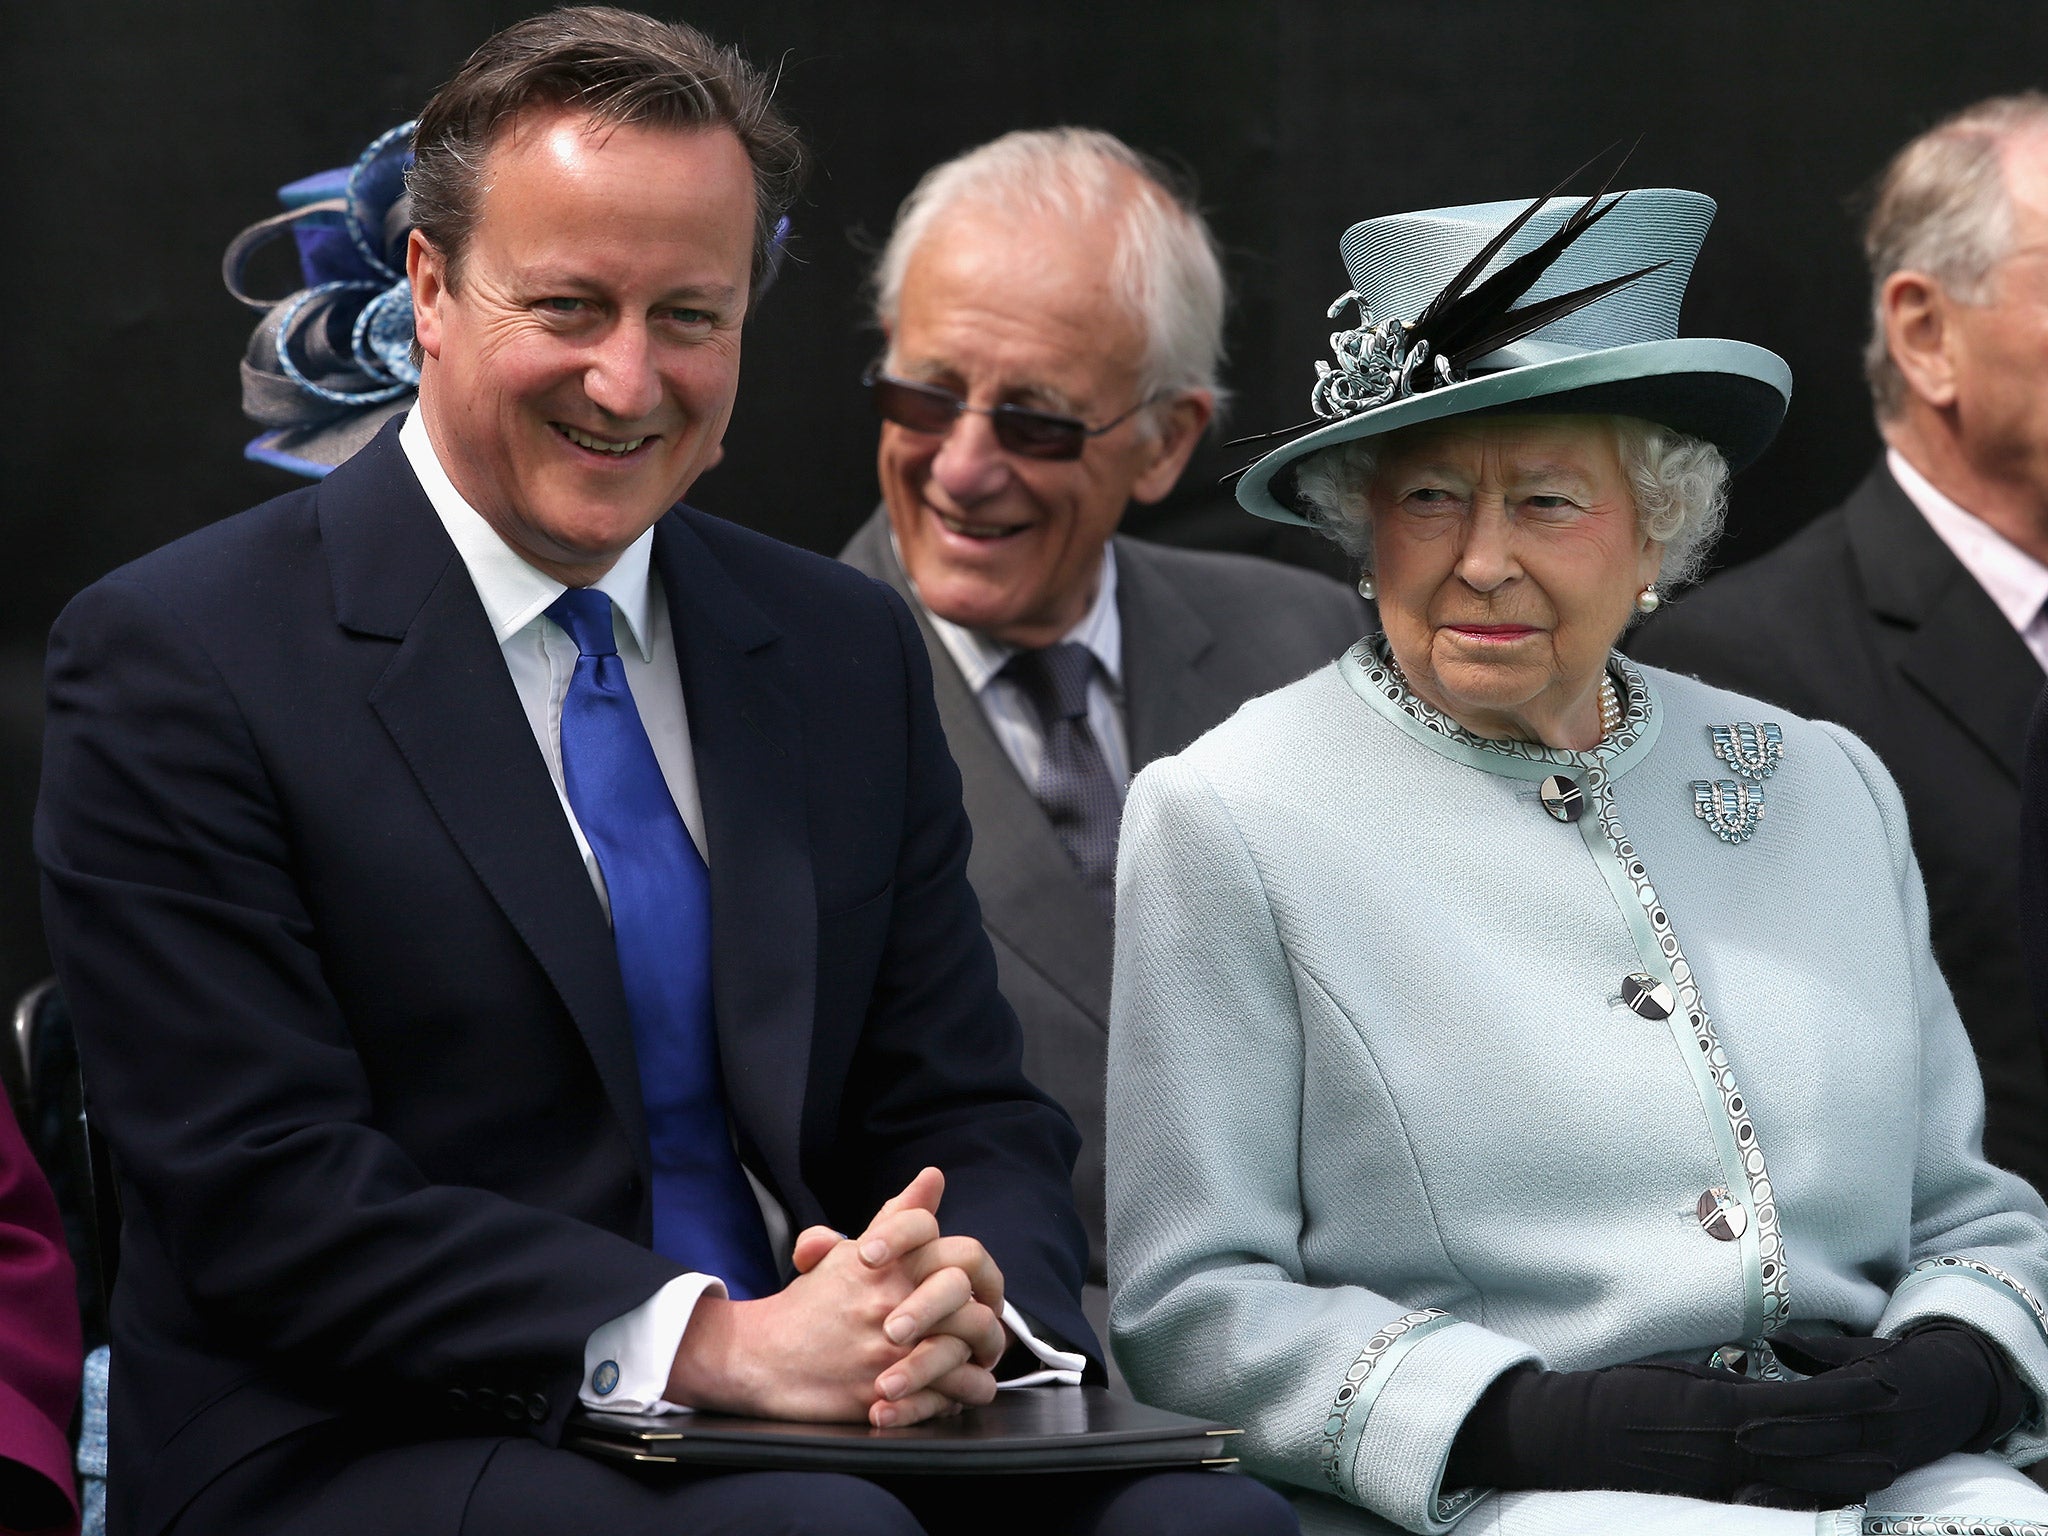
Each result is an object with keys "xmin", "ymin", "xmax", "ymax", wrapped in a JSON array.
[{"xmin": 1107, "ymin": 641, "xmax": 2048, "ymax": 1536}]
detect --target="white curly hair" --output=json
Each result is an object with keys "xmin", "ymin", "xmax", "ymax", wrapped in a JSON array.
[{"xmin": 1292, "ymin": 414, "xmax": 1730, "ymax": 591}]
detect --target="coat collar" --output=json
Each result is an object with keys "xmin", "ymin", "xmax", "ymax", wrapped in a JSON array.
[
  {"xmin": 837, "ymin": 506, "xmax": 1271, "ymax": 1028},
  {"xmin": 1846, "ymin": 459, "xmax": 2042, "ymax": 780},
  {"xmin": 1341, "ymin": 634, "xmax": 1663, "ymax": 782},
  {"xmin": 320, "ymin": 423, "xmax": 649, "ymax": 1173},
  {"xmin": 1114, "ymin": 537, "xmax": 1230, "ymax": 767}
]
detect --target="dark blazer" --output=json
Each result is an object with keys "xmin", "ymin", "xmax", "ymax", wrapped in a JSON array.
[
  {"xmin": 1632, "ymin": 460, "xmax": 2048, "ymax": 1194},
  {"xmin": 35, "ymin": 425, "xmax": 1091, "ymax": 1536},
  {"xmin": 841, "ymin": 507, "xmax": 1367, "ymax": 1290}
]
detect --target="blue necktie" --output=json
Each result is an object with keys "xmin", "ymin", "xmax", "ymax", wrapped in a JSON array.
[{"xmin": 546, "ymin": 588, "xmax": 779, "ymax": 1299}]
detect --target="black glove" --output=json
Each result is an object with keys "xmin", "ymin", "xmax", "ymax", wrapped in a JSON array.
[
  {"xmin": 1759, "ymin": 1323, "xmax": 2028, "ymax": 1471},
  {"xmin": 1446, "ymin": 1356, "xmax": 1898, "ymax": 1506},
  {"xmin": 1446, "ymin": 1325, "xmax": 2030, "ymax": 1508}
]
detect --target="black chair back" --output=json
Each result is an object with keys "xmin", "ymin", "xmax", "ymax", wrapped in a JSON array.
[{"xmin": 11, "ymin": 980, "xmax": 117, "ymax": 1347}]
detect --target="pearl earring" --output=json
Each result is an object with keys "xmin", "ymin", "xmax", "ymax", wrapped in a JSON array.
[
  {"xmin": 1357, "ymin": 572, "xmax": 1377, "ymax": 601},
  {"xmin": 1635, "ymin": 584, "xmax": 1661, "ymax": 614}
]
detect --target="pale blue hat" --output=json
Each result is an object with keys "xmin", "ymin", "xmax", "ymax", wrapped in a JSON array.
[{"xmin": 1234, "ymin": 187, "xmax": 1792, "ymax": 525}]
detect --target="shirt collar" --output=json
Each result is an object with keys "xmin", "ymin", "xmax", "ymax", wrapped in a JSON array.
[
  {"xmin": 399, "ymin": 407, "xmax": 657, "ymax": 660},
  {"xmin": 1888, "ymin": 446, "xmax": 2048, "ymax": 635},
  {"xmin": 899, "ymin": 530, "xmax": 1123, "ymax": 695}
]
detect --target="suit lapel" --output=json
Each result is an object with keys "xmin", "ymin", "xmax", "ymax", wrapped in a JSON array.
[
  {"xmin": 323, "ymin": 426, "xmax": 649, "ymax": 1170},
  {"xmin": 1848, "ymin": 463, "xmax": 2043, "ymax": 782},
  {"xmin": 655, "ymin": 514, "xmax": 815, "ymax": 1198},
  {"xmin": 1114, "ymin": 537, "xmax": 1229, "ymax": 769},
  {"xmin": 841, "ymin": 508, "xmax": 1109, "ymax": 1023}
]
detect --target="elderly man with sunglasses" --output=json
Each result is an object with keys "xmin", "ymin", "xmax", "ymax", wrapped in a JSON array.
[{"xmin": 841, "ymin": 129, "xmax": 1365, "ymax": 1362}]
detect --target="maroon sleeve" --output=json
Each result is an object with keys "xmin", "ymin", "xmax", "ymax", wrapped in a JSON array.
[{"xmin": 0, "ymin": 1100, "xmax": 79, "ymax": 1535}]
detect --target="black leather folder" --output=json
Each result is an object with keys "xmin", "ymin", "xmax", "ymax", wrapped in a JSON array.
[{"xmin": 567, "ymin": 1386, "xmax": 1243, "ymax": 1474}]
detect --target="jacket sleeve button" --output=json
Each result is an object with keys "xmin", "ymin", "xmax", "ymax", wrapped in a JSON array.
[{"xmin": 527, "ymin": 1393, "xmax": 549, "ymax": 1422}]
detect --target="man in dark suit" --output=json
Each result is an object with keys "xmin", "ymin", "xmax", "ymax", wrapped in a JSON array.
[
  {"xmin": 1634, "ymin": 94, "xmax": 2048, "ymax": 1196},
  {"xmin": 841, "ymin": 130, "xmax": 1366, "ymax": 1346},
  {"xmin": 34, "ymin": 14, "xmax": 1293, "ymax": 1535}
]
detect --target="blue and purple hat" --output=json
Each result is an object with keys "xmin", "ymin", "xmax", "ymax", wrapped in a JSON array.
[{"xmin": 225, "ymin": 121, "xmax": 420, "ymax": 479}]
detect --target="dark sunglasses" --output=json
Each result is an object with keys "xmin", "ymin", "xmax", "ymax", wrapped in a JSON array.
[{"xmin": 862, "ymin": 368, "xmax": 1154, "ymax": 461}]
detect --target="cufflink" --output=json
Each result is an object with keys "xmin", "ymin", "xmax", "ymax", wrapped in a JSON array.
[{"xmin": 592, "ymin": 1359, "xmax": 620, "ymax": 1396}]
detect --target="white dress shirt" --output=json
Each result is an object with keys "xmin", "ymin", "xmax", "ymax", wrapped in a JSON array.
[
  {"xmin": 1889, "ymin": 447, "xmax": 2048, "ymax": 675},
  {"xmin": 913, "ymin": 537, "xmax": 1132, "ymax": 795},
  {"xmin": 397, "ymin": 412, "xmax": 1081, "ymax": 1414}
]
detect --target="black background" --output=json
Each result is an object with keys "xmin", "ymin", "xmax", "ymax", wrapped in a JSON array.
[{"xmin": 4, "ymin": 0, "xmax": 2043, "ymax": 1005}]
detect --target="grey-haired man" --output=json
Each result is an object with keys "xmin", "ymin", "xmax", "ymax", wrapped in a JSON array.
[{"xmin": 842, "ymin": 129, "xmax": 1366, "ymax": 1352}]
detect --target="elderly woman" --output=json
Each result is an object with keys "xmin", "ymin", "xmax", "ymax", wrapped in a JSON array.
[{"xmin": 1105, "ymin": 185, "xmax": 2048, "ymax": 1536}]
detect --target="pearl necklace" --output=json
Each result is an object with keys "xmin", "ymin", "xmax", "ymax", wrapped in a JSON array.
[{"xmin": 1599, "ymin": 674, "xmax": 1621, "ymax": 740}]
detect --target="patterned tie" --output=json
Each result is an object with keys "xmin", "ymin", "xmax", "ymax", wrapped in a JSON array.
[
  {"xmin": 546, "ymin": 589, "xmax": 778, "ymax": 1298},
  {"xmin": 1004, "ymin": 643, "xmax": 1123, "ymax": 908}
]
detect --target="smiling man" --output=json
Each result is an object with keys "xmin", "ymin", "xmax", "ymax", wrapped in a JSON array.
[
  {"xmin": 841, "ymin": 131, "xmax": 1366, "ymax": 1348},
  {"xmin": 35, "ymin": 13, "xmax": 1294, "ymax": 1536}
]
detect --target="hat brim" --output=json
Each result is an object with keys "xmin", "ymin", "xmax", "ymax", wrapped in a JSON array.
[
  {"xmin": 245, "ymin": 396, "xmax": 412, "ymax": 479},
  {"xmin": 1234, "ymin": 338, "xmax": 1792, "ymax": 526}
]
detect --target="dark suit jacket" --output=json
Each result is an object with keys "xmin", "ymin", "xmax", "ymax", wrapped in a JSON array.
[
  {"xmin": 35, "ymin": 425, "xmax": 1092, "ymax": 1536},
  {"xmin": 841, "ymin": 508, "xmax": 1367, "ymax": 1286},
  {"xmin": 1632, "ymin": 460, "xmax": 2048, "ymax": 1194}
]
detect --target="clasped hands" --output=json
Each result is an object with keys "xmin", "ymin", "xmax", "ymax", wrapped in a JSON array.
[
  {"xmin": 665, "ymin": 1167, "xmax": 1008, "ymax": 1428},
  {"xmin": 1447, "ymin": 1322, "xmax": 2029, "ymax": 1508}
]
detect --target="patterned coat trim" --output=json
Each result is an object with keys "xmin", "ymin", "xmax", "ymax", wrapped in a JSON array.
[
  {"xmin": 1351, "ymin": 637, "xmax": 1657, "ymax": 769},
  {"xmin": 1861, "ymin": 1516, "xmax": 2048, "ymax": 1534},
  {"xmin": 1909, "ymin": 1257, "xmax": 2048, "ymax": 1341},
  {"xmin": 1583, "ymin": 765, "xmax": 1790, "ymax": 1336},
  {"xmin": 1318, "ymin": 1308, "xmax": 1456, "ymax": 1500}
]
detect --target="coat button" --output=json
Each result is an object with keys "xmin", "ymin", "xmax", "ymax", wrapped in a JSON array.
[
  {"xmin": 1621, "ymin": 973, "xmax": 1675, "ymax": 1020},
  {"xmin": 1539, "ymin": 774, "xmax": 1584, "ymax": 823},
  {"xmin": 527, "ymin": 1393, "xmax": 549, "ymax": 1422},
  {"xmin": 1697, "ymin": 1187, "xmax": 1747, "ymax": 1241}
]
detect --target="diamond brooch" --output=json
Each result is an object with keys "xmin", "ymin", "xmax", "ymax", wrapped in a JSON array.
[
  {"xmin": 1692, "ymin": 724, "xmax": 1782, "ymax": 846},
  {"xmin": 1709, "ymin": 722, "xmax": 1783, "ymax": 782}
]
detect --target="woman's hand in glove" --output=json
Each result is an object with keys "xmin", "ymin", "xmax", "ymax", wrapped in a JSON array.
[
  {"xmin": 1445, "ymin": 1324, "xmax": 2028, "ymax": 1509},
  {"xmin": 1445, "ymin": 1356, "xmax": 1893, "ymax": 1506},
  {"xmin": 1757, "ymin": 1324, "xmax": 2027, "ymax": 1475}
]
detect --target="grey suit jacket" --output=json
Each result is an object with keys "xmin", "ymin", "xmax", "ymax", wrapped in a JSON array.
[{"xmin": 842, "ymin": 506, "xmax": 1368, "ymax": 1283}]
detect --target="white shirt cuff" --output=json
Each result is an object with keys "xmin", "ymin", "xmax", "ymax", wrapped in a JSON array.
[
  {"xmin": 996, "ymin": 1297, "xmax": 1087, "ymax": 1388},
  {"xmin": 581, "ymin": 1273, "xmax": 725, "ymax": 1414},
  {"xmin": 581, "ymin": 1282, "xmax": 1085, "ymax": 1412}
]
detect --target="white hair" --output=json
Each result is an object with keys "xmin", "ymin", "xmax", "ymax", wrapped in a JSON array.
[
  {"xmin": 1293, "ymin": 414, "xmax": 1731, "ymax": 590},
  {"xmin": 870, "ymin": 127, "xmax": 1228, "ymax": 417},
  {"xmin": 1863, "ymin": 93, "xmax": 2048, "ymax": 419}
]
